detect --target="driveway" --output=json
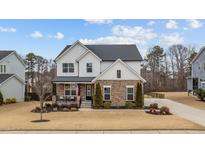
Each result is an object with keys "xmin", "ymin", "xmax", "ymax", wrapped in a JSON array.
[{"xmin": 145, "ymin": 98, "xmax": 205, "ymax": 127}]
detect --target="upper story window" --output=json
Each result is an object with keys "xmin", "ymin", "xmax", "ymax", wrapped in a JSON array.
[
  {"xmin": 87, "ymin": 63, "xmax": 92, "ymax": 73},
  {"xmin": 117, "ymin": 70, "xmax": 121, "ymax": 78},
  {"xmin": 0, "ymin": 65, "xmax": 6, "ymax": 73},
  {"xmin": 62, "ymin": 63, "xmax": 74, "ymax": 73}
]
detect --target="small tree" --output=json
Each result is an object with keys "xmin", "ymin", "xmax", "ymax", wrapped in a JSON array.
[
  {"xmin": 194, "ymin": 88, "xmax": 205, "ymax": 101},
  {"xmin": 94, "ymin": 82, "xmax": 103, "ymax": 107},
  {"xmin": 0, "ymin": 91, "xmax": 3, "ymax": 103},
  {"xmin": 33, "ymin": 58, "xmax": 52, "ymax": 121},
  {"xmin": 135, "ymin": 83, "xmax": 144, "ymax": 108}
]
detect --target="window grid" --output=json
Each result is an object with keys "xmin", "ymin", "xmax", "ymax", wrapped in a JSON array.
[
  {"xmin": 87, "ymin": 63, "xmax": 92, "ymax": 73},
  {"xmin": 104, "ymin": 86, "xmax": 111, "ymax": 101},
  {"xmin": 126, "ymin": 86, "xmax": 134, "ymax": 101}
]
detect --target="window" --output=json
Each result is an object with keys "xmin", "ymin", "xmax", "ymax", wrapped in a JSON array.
[
  {"xmin": 204, "ymin": 63, "xmax": 205, "ymax": 71},
  {"xmin": 117, "ymin": 70, "xmax": 121, "ymax": 78},
  {"xmin": 62, "ymin": 63, "xmax": 74, "ymax": 73},
  {"xmin": 126, "ymin": 86, "xmax": 134, "ymax": 101},
  {"xmin": 64, "ymin": 84, "xmax": 76, "ymax": 96},
  {"xmin": 104, "ymin": 86, "xmax": 111, "ymax": 101},
  {"xmin": 68, "ymin": 63, "xmax": 74, "ymax": 72},
  {"xmin": 0, "ymin": 65, "xmax": 6, "ymax": 73},
  {"xmin": 201, "ymin": 82, "xmax": 205, "ymax": 89},
  {"xmin": 87, "ymin": 63, "xmax": 92, "ymax": 73}
]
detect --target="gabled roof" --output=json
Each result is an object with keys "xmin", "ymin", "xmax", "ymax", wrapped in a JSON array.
[
  {"xmin": 191, "ymin": 46, "xmax": 205, "ymax": 64},
  {"xmin": 0, "ymin": 50, "xmax": 25, "ymax": 67},
  {"xmin": 92, "ymin": 59, "xmax": 146, "ymax": 83},
  {"xmin": 0, "ymin": 74, "xmax": 14, "ymax": 84},
  {"xmin": 0, "ymin": 74, "xmax": 25, "ymax": 85},
  {"xmin": 0, "ymin": 50, "xmax": 14, "ymax": 61},
  {"xmin": 55, "ymin": 41, "xmax": 143, "ymax": 61},
  {"xmin": 52, "ymin": 76, "xmax": 95, "ymax": 82}
]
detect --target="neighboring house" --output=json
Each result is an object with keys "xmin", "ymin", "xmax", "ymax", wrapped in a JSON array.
[
  {"xmin": 187, "ymin": 47, "xmax": 205, "ymax": 92},
  {"xmin": 52, "ymin": 41, "xmax": 146, "ymax": 107},
  {"xmin": 0, "ymin": 51, "xmax": 25, "ymax": 101}
]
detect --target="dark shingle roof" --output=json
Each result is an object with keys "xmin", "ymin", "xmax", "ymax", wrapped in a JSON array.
[
  {"xmin": 0, "ymin": 74, "xmax": 14, "ymax": 84},
  {"xmin": 52, "ymin": 76, "xmax": 95, "ymax": 82},
  {"xmin": 55, "ymin": 44, "xmax": 143, "ymax": 61},
  {"xmin": 0, "ymin": 51, "xmax": 14, "ymax": 61}
]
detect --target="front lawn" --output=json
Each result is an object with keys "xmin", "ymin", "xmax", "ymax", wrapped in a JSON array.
[
  {"xmin": 0, "ymin": 101, "xmax": 204, "ymax": 131},
  {"xmin": 159, "ymin": 92, "xmax": 205, "ymax": 111}
]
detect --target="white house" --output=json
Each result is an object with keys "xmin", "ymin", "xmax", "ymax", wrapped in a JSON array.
[
  {"xmin": 0, "ymin": 51, "xmax": 25, "ymax": 101},
  {"xmin": 53, "ymin": 41, "xmax": 146, "ymax": 107},
  {"xmin": 187, "ymin": 47, "xmax": 205, "ymax": 92}
]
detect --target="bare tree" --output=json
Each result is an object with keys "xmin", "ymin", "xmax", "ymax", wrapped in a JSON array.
[{"xmin": 33, "ymin": 58, "xmax": 52, "ymax": 121}]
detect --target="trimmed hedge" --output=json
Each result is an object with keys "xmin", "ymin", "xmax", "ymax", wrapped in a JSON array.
[{"xmin": 94, "ymin": 83, "xmax": 103, "ymax": 108}]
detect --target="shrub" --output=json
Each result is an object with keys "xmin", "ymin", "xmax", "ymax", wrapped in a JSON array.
[
  {"xmin": 135, "ymin": 83, "xmax": 144, "ymax": 108},
  {"xmin": 160, "ymin": 106, "xmax": 170, "ymax": 115},
  {"xmin": 94, "ymin": 82, "xmax": 103, "ymax": 108},
  {"xmin": 194, "ymin": 88, "xmax": 205, "ymax": 101},
  {"xmin": 0, "ymin": 91, "xmax": 3, "ymax": 103},
  {"xmin": 10, "ymin": 98, "xmax": 16, "ymax": 103},
  {"xmin": 5, "ymin": 98, "xmax": 11, "ymax": 104},
  {"xmin": 149, "ymin": 103, "xmax": 158, "ymax": 109},
  {"xmin": 103, "ymin": 102, "xmax": 111, "ymax": 109},
  {"xmin": 44, "ymin": 103, "xmax": 53, "ymax": 112},
  {"xmin": 25, "ymin": 95, "xmax": 31, "ymax": 102},
  {"xmin": 125, "ymin": 102, "xmax": 136, "ymax": 109}
]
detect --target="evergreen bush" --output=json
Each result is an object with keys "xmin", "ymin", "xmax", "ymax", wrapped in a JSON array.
[{"xmin": 94, "ymin": 82, "xmax": 103, "ymax": 108}]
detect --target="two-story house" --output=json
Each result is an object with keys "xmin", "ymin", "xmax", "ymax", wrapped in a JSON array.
[
  {"xmin": 52, "ymin": 41, "xmax": 146, "ymax": 107},
  {"xmin": 0, "ymin": 51, "xmax": 25, "ymax": 101},
  {"xmin": 187, "ymin": 47, "xmax": 205, "ymax": 92}
]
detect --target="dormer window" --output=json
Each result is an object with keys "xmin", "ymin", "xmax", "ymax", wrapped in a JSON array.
[
  {"xmin": 117, "ymin": 70, "xmax": 121, "ymax": 78},
  {"xmin": 87, "ymin": 63, "xmax": 92, "ymax": 73},
  {"xmin": 62, "ymin": 63, "xmax": 74, "ymax": 73},
  {"xmin": 0, "ymin": 65, "xmax": 6, "ymax": 73}
]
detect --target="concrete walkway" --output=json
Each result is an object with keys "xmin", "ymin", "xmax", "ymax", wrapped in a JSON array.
[{"xmin": 145, "ymin": 98, "xmax": 205, "ymax": 127}]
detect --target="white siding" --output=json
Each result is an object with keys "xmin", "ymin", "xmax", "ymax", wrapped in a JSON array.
[
  {"xmin": 101, "ymin": 61, "xmax": 113, "ymax": 72},
  {"xmin": 0, "ymin": 77, "xmax": 25, "ymax": 101},
  {"xmin": 56, "ymin": 44, "xmax": 87, "ymax": 76},
  {"xmin": 0, "ymin": 53, "xmax": 25, "ymax": 81},
  {"xmin": 98, "ymin": 61, "xmax": 141, "ymax": 80},
  {"xmin": 126, "ymin": 61, "xmax": 141, "ymax": 75},
  {"xmin": 79, "ymin": 52, "xmax": 100, "ymax": 77}
]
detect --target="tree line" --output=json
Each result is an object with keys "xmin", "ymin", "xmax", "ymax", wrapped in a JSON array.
[{"xmin": 141, "ymin": 44, "xmax": 197, "ymax": 92}]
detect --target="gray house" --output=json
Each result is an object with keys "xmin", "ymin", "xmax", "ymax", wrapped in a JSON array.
[
  {"xmin": 0, "ymin": 51, "xmax": 25, "ymax": 101},
  {"xmin": 187, "ymin": 47, "xmax": 205, "ymax": 92}
]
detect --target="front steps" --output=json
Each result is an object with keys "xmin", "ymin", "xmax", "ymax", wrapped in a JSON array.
[{"xmin": 80, "ymin": 101, "xmax": 92, "ymax": 108}]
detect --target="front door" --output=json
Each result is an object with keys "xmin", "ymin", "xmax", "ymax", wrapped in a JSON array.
[{"xmin": 86, "ymin": 84, "xmax": 92, "ymax": 100}]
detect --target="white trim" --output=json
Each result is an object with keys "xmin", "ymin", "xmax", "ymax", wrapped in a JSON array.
[
  {"xmin": 126, "ymin": 86, "xmax": 134, "ymax": 101},
  {"xmin": 103, "ymin": 85, "xmax": 111, "ymax": 101},
  {"xmin": 92, "ymin": 59, "xmax": 146, "ymax": 83},
  {"xmin": 0, "ymin": 74, "xmax": 25, "ymax": 87},
  {"xmin": 0, "ymin": 51, "xmax": 26, "ymax": 67},
  {"xmin": 55, "ymin": 40, "xmax": 101, "ymax": 62},
  {"xmin": 191, "ymin": 46, "xmax": 205, "ymax": 64},
  {"xmin": 201, "ymin": 81, "xmax": 205, "ymax": 89},
  {"xmin": 76, "ymin": 49, "xmax": 102, "ymax": 62}
]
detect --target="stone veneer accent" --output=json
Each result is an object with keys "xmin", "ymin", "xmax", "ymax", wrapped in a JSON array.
[
  {"xmin": 96, "ymin": 80, "xmax": 141, "ymax": 106},
  {"xmin": 56, "ymin": 84, "xmax": 64, "ymax": 96}
]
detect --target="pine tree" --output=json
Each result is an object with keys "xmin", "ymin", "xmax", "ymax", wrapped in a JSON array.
[
  {"xmin": 94, "ymin": 82, "xmax": 103, "ymax": 107},
  {"xmin": 0, "ymin": 91, "xmax": 3, "ymax": 103}
]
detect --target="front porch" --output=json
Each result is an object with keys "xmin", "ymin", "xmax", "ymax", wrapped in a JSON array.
[{"xmin": 53, "ymin": 82, "xmax": 94, "ymax": 108}]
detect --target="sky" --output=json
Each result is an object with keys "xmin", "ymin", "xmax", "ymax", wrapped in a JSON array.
[{"xmin": 0, "ymin": 19, "xmax": 204, "ymax": 59}]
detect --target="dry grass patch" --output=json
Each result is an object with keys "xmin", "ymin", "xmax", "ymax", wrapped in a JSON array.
[
  {"xmin": 159, "ymin": 92, "xmax": 205, "ymax": 111},
  {"xmin": 0, "ymin": 101, "xmax": 204, "ymax": 131}
]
